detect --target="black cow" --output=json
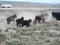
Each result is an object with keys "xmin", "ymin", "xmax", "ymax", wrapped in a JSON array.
[
  {"xmin": 7, "ymin": 14, "xmax": 17, "ymax": 24},
  {"xmin": 52, "ymin": 12, "xmax": 60, "ymax": 20},
  {"xmin": 16, "ymin": 17, "xmax": 24, "ymax": 27},
  {"xmin": 21, "ymin": 19, "xmax": 32, "ymax": 27}
]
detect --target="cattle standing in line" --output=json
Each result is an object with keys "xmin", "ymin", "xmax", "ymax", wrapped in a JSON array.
[
  {"xmin": 21, "ymin": 19, "xmax": 32, "ymax": 27},
  {"xmin": 16, "ymin": 17, "xmax": 24, "ymax": 27},
  {"xmin": 7, "ymin": 14, "xmax": 17, "ymax": 24},
  {"xmin": 52, "ymin": 12, "xmax": 60, "ymax": 20}
]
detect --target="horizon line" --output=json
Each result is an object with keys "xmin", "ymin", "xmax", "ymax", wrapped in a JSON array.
[{"xmin": 0, "ymin": 1, "xmax": 60, "ymax": 4}]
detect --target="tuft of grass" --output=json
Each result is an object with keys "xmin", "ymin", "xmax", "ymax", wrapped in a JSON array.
[
  {"xmin": 45, "ymin": 40, "xmax": 50, "ymax": 43},
  {"xmin": 0, "ymin": 29, "xmax": 2, "ymax": 32},
  {"xmin": 6, "ymin": 41, "xmax": 26, "ymax": 45},
  {"xmin": 5, "ymin": 29, "xmax": 9, "ymax": 32},
  {"xmin": 51, "ymin": 39, "xmax": 60, "ymax": 45},
  {"xmin": 0, "ymin": 34, "xmax": 7, "ymax": 41}
]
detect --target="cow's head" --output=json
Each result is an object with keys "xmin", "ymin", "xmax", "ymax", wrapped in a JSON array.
[{"xmin": 21, "ymin": 17, "xmax": 24, "ymax": 21}]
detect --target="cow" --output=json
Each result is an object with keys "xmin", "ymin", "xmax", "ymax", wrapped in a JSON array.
[
  {"xmin": 21, "ymin": 19, "xmax": 32, "ymax": 27},
  {"xmin": 34, "ymin": 13, "xmax": 48, "ymax": 24},
  {"xmin": 16, "ymin": 17, "xmax": 24, "ymax": 27},
  {"xmin": 52, "ymin": 12, "xmax": 60, "ymax": 20},
  {"xmin": 34, "ymin": 15, "xmax": 44, "ymax": 24},
  {"xmin": 7, "ymin": 14, "xmax": 17, "ymax": 24}
]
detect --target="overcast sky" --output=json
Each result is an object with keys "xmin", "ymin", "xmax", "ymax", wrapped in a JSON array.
[{"xmin": 0, "ymin": 0, "xmax": 60, "ymax": 4}]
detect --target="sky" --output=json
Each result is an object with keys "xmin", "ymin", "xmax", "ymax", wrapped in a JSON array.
[{"xmin": 0, "ymin": 0, "xmax": 60, "ymax": 4}]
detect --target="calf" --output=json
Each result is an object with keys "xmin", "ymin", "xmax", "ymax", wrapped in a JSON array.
[
  {"xmin": 22, "ymin": 19, "xmax": 32, "ymax": 27},
  {"xmin": 16, "ymin": 17, "xmax": 24, "ymax": 27}
]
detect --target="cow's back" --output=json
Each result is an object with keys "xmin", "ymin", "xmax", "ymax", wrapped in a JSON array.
[{"xmin": 52, "ymin": 12, "xmax": 60, "ymax": 20}]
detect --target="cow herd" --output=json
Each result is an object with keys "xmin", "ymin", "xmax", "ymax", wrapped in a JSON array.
[
  {"xmin": 6, "ymin": 15, "xmax": 32, "ymax": 27},
  {"xmin": 6, "ymin": 12, "xmax": 60, "ymax": 27}
]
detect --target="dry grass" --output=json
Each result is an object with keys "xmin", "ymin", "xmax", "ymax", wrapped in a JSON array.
[{"xmin": 0, "ymin": 21, "xmax": 60, "ymax": 45}]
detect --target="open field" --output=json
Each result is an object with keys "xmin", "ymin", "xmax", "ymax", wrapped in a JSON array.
[
  {"xmin": 0, "ymin": 8, "xmax": 60, "ymax": 45},
  {"xmin": 0, "ymin": 22, "xmax": 60, "ymax": 45}
]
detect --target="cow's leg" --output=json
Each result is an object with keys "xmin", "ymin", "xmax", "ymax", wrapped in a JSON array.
[
  {"xmin": 17, "ymin": 23, "xmax": 18, "ymax": 27},
  {"xmin": 43, "ymin": 19, "xmax": 44, "ymax": 23},
  {"xmin": 38, "ymin": 19, "xmax": 41, "ymax": 24},
  {"xmin": 7, "ymin": 21, "xmax": 10, "ymax": 24},
  {"xmin": 26, "ymin": 23, "xmax": 30, "ymax": 27},
  {"xmin": 19, "ymin": 24, "xmax": 22, "ymax": 27},
  {"xmin": 22, "ymin": 24, "xmax": 24, "ymax": 27}
]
